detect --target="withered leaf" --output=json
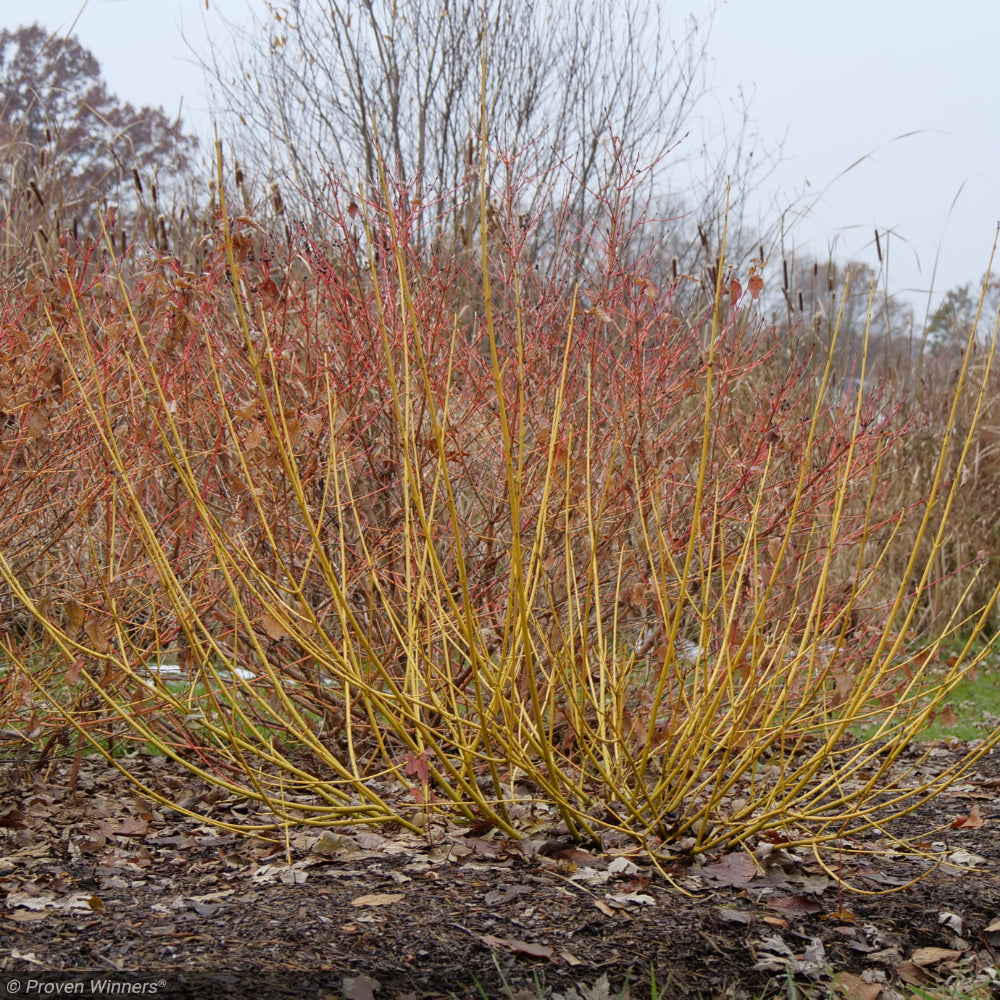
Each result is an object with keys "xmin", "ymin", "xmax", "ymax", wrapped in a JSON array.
[
  {"xmin": 698, "ymin": 852, "xmax": 760, "ymax": 886},
  {"xmin": 767, "ymin": 894, "xmax": 822, "ymax": 915},
  {"xmin": 910, "ymin": 946, "xmax": 965, "ymax": 966},
  {"xmin": 343, "ymin": 976, "xmax": 380, "ymax": 1000},
  {"xmin": 479, "ymin": 934, "xmax": 554, "ymax": 961},
  {"xmin": 350, "ymin": 893, "xmax": 404, "ymax": 907},
  {"xmin": 833, "ymin": 970, "xmax": 882, "ymax": 998},
  {"xmin": 952, "ymin": 803, "xmax": 985, "ymax": 829}
]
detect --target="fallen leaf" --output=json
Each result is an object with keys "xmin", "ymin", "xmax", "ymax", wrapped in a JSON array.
[
  {"xmin": 251, "ymin": 864, "xmax": 308, "ymax": 885},
  {"xmin": 698, "ymin": 852, "xmax": 759, "ymax": 887},
  {"xmin": 343, "ymin": 974, "xmax": 380, "ymax": 1000},
  {"xmin": 0, "ymin": 809, "xmax": 27, "ymax": 829},
  {"xmin": 484, "ymin": 885, "xmax": 533, "ymax": 906},
  {"xmin": 99, "ymin": 817, "xmax": 149, "ymax": 838},
  {"xmin": 605, "ymin": 891, "xmax": 656, "ymax": 906},
  {"xmin": 551, "ymin": 847, "xmax": 601, "ymax": 866},
  {"xmin": 606, "ymin": 856, "xmax": 640, "ymax": 875},
  {"xmin": 833, "ymin": 971, "xmax": 882, "ymax": 999},
  {"xmin": 310, "ymin": 831, "xmax": 359, "ymax": 855},
  {"xmin": 910, "ymin": 946, "xmax": 965, "ymax": 966},
  {"xmin": 4, "ymin": 892, "xmax": 100, "ymax": 913},
  {"xmin": 894, "ymin": 960, "xmax": 936, "ymax": 986},
  {"xmin": 350, "ymin": 893, "xmax": 405, "ymax": 907},
  {"xmin": 946, "ymin": 849, "xmax": 986, "ymax": 868},
  {"xmin": 767, "ymin": 895, "xmax": 822, "ymax": 915},
  {"xmin": 479, "ymin": 935, "xmax": 554, "ymax": 961},
  {"xmin": 952, "ymin": 804, "xmax": 985, "ymax": 829}
]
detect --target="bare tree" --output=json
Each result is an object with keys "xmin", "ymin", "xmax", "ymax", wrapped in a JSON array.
[{"xmin": 200, "ymin": 0, "xmax": 778, "ymax": 278}]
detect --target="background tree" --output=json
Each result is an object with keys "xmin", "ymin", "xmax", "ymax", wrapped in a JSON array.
[
  {"xmin": 200, "ymin": 0, "xmax": 779, "ymax": 286},
  {"xmin": 925, "ymin": 280, "xmax": 1000, "ymax": 353},
  {"xmin": 0, "ymin": 23, "xmax": 199, "ymax": 255}
]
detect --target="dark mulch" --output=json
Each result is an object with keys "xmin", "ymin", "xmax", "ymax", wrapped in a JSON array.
[{"xmin": 3, "ymin": 745, "xmax": 1000, "ymax": 999}]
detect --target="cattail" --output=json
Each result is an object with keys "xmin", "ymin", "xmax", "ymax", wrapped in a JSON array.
[
  {"xmin": 270, "ymin": 181, "xmax": 284, "ymax": 215},
  {"xmin": 132, "ymin": 168, "xmax": 143, "ymax": 195}
]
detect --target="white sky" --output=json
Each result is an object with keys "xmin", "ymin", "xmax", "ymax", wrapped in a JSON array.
[{"xmin": 12, "ymin": 0, "xmax": 1000, "ymax": 313}]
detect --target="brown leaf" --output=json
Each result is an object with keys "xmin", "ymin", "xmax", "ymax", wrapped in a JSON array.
[
  {"xmin": 484, "ymin": 885, "xmax": 533, "ymax": 906},
  {"xmin": 894, "ymin": 961, "xmax": 936, "ymax": 986},
  {"xmin": 748, "ymin": 272, "xmax": 764, "ymax": 300},
  {"xmin": 939, "ymin": 703, "xmax": 959, "ymax": 729},
  {"xmin": 980, "ymin": 917, "xmax": 1000, "ymax": 948},
  {"xmin": 259, "ymin": 613, "xmax": 286, "ymax": 640},
  {"xmin": 832, "ymin": 670, "xmax": 854, "ymax": 707},
  {"xmin": 84, "ymin": 617, "xmax": 110, "ymax": 654},
  {"xmin": 64, "ymin": 599, "xmax": 85, "ymax": 629},
  {"xmin": 910, "ymin": 946, "xmax": 964, "ymax": 966},
  {"xmin": 698, "ymin": 852, "xmax": 759, "ymax": 886},
  {"xmin": 0, "ymin": 808, "xmax": 27, "ymax": 829},
  {"xmin": 479, "ymin": 935, "xmax": 555, "ymax": 961},
  {"xmin": 245, "ymin": 423, "xmax": 265, "ymax": 450},
  {"xmin": 350, "ymin": 893, "xmax": 404, "ymax": 907},
  {"xmin": 6, "ymin": 910, "xmax": 49, "ymax": 923},
  {"xmin": 833, "ymin": 971, "xmax": 882, "ymax": 999},
  {"xmin": 343, "ymin": 975, "xmax": 380, "ymax": 1000},
  {"xmin": 99, "ymin": 817, "xmax": 149, "ymax": 839},
  {"xmin": 767, "ymin": 894, "xmax": 822, "ymax": 915},
  {"xmin": 953, "ymin": 803, "xmax": 985, "ymax": 829},
  {"xmin": 404, "ymin": 751, "xmax": 431, "ymax": 786}
]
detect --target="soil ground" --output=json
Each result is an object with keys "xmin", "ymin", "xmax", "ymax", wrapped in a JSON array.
[{"xmin": 3, "ymin": 744, "xmax": 1000, "ymax": 1000}]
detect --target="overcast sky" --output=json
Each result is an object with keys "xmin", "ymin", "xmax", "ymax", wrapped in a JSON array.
[{"xmin": 13, "ymin": 0, "xmax": 1000, "ymax": 315}]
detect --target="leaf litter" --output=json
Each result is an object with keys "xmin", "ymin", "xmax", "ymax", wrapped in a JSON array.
[{"xmin": 1, "ymin": 744, "xmax": 1000, "ymax": 998}]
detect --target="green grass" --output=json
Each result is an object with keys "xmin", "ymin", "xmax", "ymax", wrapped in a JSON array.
[{"xmin": 849, "ymin": 635, "xmax": 1000, "ymax": 743}]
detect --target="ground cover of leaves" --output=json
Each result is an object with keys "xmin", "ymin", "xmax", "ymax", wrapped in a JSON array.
[{"xmin": 2, "ymin": 744, "xmax": 1000, "ymax": 1000}]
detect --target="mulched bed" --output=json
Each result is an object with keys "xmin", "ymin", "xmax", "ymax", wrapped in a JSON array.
[{"xmin": 3, "ymin": 744, "xmax": 1000, "ymax": 999}]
